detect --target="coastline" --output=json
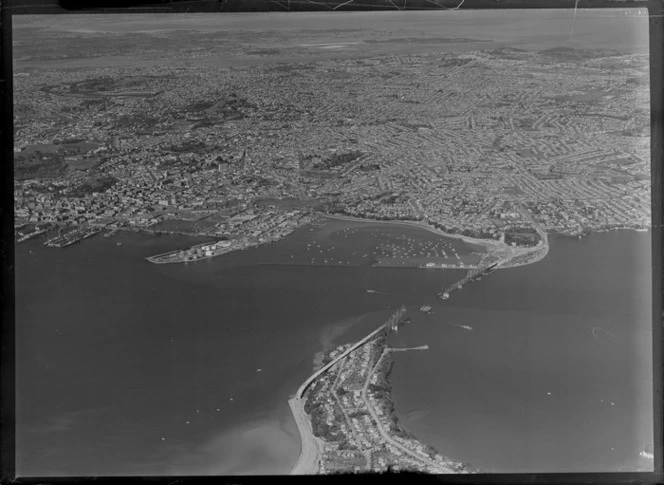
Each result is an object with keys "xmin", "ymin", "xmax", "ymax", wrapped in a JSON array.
[
  {"xmin": 322, "ymin": 214, "xmax": 504, "ymax": 251},
  {"xmin": 283, "ymin": 219, "xmax": 552, "ymax": 474},
  {"xmin": 119, "ymin": 212, "xmax": 655, "ymax": 273},
  {"xmin": 289, "ymin": 314, "xmax": 369, "ymax": 474},
  {"xmin": 323, "ymin": 213, "xmax": 550, "ymax": 270},
  {"xmin": 15, "ymin": 229, "xmax": 652, "ymax": 474},
  {"xmin": 288, "ymin": 397, "xmax": 321, "ymax": 475}
]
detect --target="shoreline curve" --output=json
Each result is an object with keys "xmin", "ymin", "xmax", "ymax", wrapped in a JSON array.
[{"xmin": 288, "ymin": 397, "xmax": 320, "ymax": 475}]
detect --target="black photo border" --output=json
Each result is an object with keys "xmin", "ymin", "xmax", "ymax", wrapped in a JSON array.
[{"xmin": 0, "ymin": 1, "xmax": 661, "ymax": 484}]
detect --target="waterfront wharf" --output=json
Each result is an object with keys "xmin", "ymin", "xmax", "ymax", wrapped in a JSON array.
[
  {"xmin": 44, "ymin": 226, "xmax": 101, "ymax": 248},
  {"xmin": 146, "ymin": 241, "xmax": 209, "ymax": 261},
  {"xmin": 145, "ymin": 239, "xmax": 227, "ymax": 264},
  {"xmin": 16, "ymin": 226, "xmax": 51, "ymax": 243}
]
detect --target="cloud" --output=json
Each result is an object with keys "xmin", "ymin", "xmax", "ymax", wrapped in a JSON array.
[{"xmin": 26, "ymin": 407, "xmax": 111, "ymax": 435}]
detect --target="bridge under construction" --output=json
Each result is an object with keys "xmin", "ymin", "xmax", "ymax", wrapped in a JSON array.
[
  {"xmin": 295, "ymin": 305, "xmax": 407, "ymax": 399},
  {"xmin": 438, "ymin": 261, "xmax": 500, "ymax": 300}
]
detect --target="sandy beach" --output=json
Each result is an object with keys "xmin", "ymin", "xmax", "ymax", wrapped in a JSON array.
[{"xmin": 288, "ymin": 398, "xmax": 320, "ymax": 475}]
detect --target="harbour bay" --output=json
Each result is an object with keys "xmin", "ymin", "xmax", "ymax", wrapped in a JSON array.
[
  {"xmin": 15, "ymin": 221, "xmax": 653, "ymax": 475},
  {"xmin": 388, "ymin": 229, "xmax": 654, "ymax": 472}
]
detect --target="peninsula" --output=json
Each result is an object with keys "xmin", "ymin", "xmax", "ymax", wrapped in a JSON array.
[{"xmin": 289, "ymin": 307, "xmax": 476, "ymax": 474}]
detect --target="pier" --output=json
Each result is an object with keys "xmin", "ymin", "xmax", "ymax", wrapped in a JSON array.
[
  {"xmin": 44, "ymin": 225, "xmax": 101, "ymax": 248},
  {"xmin": 16, "ymin": 223, "xmax": 53, "ymax": 243},
  {"xmin": 146, "ymin": 239, "xmax": 235, "ymax": 264},
  {"xmin": 388, "ymin": 345, "xmax": 429, "ymax": 352}
]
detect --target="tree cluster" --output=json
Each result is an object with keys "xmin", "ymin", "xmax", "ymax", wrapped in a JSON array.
[
  {"xmin": 68, "ymin": 176, "xmax": 118, "ymax": 198},
  {"xmin": 312, "ymin": 150, "xmax": 363, "ymax": 170}
]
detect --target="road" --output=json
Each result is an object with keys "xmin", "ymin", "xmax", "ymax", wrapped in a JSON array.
[
  {"xmin": 329, "ymin": 357, "xmax": 366, "ymax": 467},
  {"xmin": 296, "ymin": 322, "xmax": 387, "ymax": 398},
  {"xmin": 289, "ymin": 310, "xmax": 404, "ymax": 474}
]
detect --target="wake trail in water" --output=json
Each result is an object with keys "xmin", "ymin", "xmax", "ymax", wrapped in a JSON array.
[
  {"xmin": 366, "ymin": 289, "xmax": 418, "ymax": 299},
  {"xmin": 592, "ymin": 326, "xmax": 617, "ymax": 340},
  {"xmin": 569, "ymin": 0, "xmax": 580, "ymax": 41}
]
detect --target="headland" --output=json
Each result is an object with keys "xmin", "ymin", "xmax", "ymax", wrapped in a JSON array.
[{"xmin": 289, "ymin": 306, "xmax": 476, "ymax": 474}]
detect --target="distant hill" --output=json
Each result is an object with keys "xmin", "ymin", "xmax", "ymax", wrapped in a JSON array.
[
  {"xmin": 13, "ymin": 0, "xmax": 648, "ymax": 14},
  {"xmin": 538, "ymin": 46, "xmax": 626, "ymax": 60},
  {"xmin": 488, "ymin": 46, "xmax": 533, "ymax": 60}
]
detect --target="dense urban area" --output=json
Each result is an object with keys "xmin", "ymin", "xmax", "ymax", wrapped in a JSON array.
[{"xmin": 14, "ymin": 45, "xmax": 650, "ymax": 257}]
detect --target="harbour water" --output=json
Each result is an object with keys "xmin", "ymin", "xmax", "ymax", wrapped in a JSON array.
[
  {"xmin": 388, "ymin": 229, "xmax": 654, "ymax": 473},
  {"xmin": 15, "ymin": 221, "xmax": 653, "ymax": 475},
  {"xmin": 13, "ymin": 8, "xmax": 653, "ymax": 475}
]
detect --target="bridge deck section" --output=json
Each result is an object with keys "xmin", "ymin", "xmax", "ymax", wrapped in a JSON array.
[
  {"xmin": 440, "ymin": 262, "xmax": 500, "ymax": 297},
  {"xmin": 296, "ymin": 323, "xmax": 386, "ymax": 399}
]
